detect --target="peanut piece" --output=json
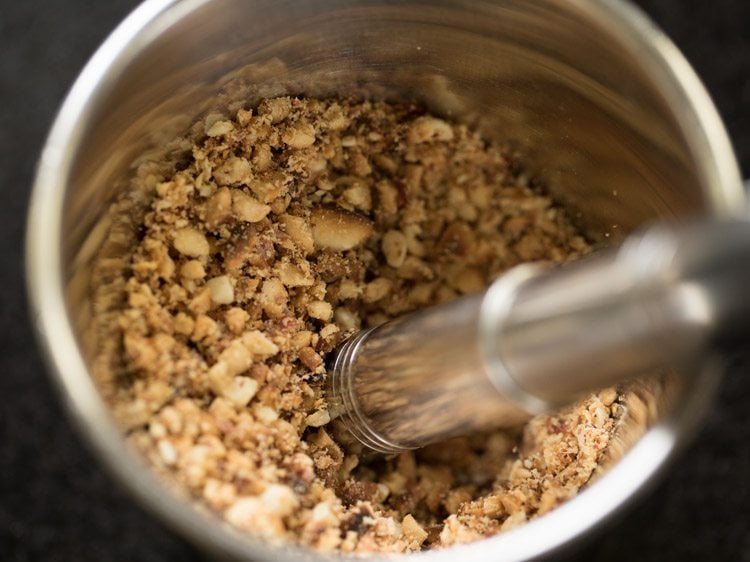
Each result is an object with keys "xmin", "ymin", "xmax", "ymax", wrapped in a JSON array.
[
  {"xmin": 232, "ymin": 189, "xmax": 271, "ymax": 223},
  {"xmin": 207, "ymin": 275, "xmax": 234, "ymax": 305},
  {"xmin": 280, "ymin": 214, "xmax": 314, "ymax": 255},
  {"xmin": 173, "ymin": 228, "xmax": 209, "ymax": 258},
  {"xmin": 402, "ymin": 514, "xmax": 428, "ymax": 545},
  {"xmin": 205, "ymin": 119, "xmax": 234, "ymax": 137},
  {"xmin": 180, "ymin": 260, "xmax": 205, "ymax": 280},
  {"xmin": 283, "ymin": 122, "xmax": 316, "ymax": 149},
  {"xmin": 307, "ymin": 300, "xmax": 333, "ymax": 322},
  {"xmin": 406, "ymin": 116, "xmax": 454, "ymax": 144},
  {"xmin": 382, "ymin": 230, "xmax": 408, "ymax": 268},
  {"xmin": 310, "ymin": 209, "xmax": 373, "ymax": 251},
  {"xmin": 205, "ymin": 187, "xmax": 232, "ymax": 229}
]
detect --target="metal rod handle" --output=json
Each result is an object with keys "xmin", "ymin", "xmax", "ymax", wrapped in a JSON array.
[{"xmin": 329, "ymin": 219, "xmax": 750, "ymax": 453}]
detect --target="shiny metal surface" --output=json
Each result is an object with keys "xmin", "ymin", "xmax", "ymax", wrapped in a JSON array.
[
  {"xmin": 333, "ymin": 220, "xmax": 750, "ymax": 452},
  {"xmin": 495, "ymin": 220, "xmax": 750, "ymax": 404},
  {"xmin": 26, "ymin": 0, "xmax": 744, "ymax": 560},
  {"xmin": 329, "ymin": 296, "xmax": 531, "ymax": 453}
]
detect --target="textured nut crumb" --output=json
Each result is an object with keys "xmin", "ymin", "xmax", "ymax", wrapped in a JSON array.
[
  {"xmin": 306, "ymin": 409, "xmax": 331, "ymax": 427},
  {"xmin": 206, "ymin": 275, "xmax": 234, "ymax": 305},
  {"xmin": 224, "ymin": 307, "xmax": 249, "ymax": 334},
  {"xmin": 277, "ymin": 260, "xmax": 314, "ymax": 287},
  {"xmin": 310, "ymin": 208, "xmax": 374, "ymax": 250},
  {"xmin": 93, "ymin": 96, "xmax": 623, "ymax": 555},
  {"xmin": 173, "ymin": 228, "xmax": 209, "ymax": 257},
  {"xmin": 299, "ymin": 346, "xmax": 323, "ymax": 370},
  {"xmin": 206, "ymin": 119, "xmax": 234, "ymax": 137},
  {"xmin": 261, "ymin": 484, "xmax": 300, "ymax": 516},
  {"xmin": 260, "ymin": 97, "xmax": 292, "ymax": 124},
  {"xmin": 242, "ymin": 330, "xmax": 279, "ymax": 358},
  {"xmin": 402, "ymin": 514, "xmax": 428, "ymax": 546},
  {"xmin": 232, "ymin": 190, "xmax": 270, "ymax": 223},
  {"xmin": 280, "ymin": 214, "xmax": 314, "ymax": 254},
  {"xmin": 342, "ymin": 182, "xmax": 372, "ymax": 212},
  {"xmin": 451, "ymin": 267, "xmax": 485, "ymax": 295},
  {"xmin": 364, "ymin": 278, "xmax": 392, "ymax": 303},
  {"xmin": 206, "ymin": 187, "xmax": 233, "ymax": 227},
  {"xmin": 283, "ymin": 122, "xmax": 316, "ymax": 149},
  {"xmin": 407, "ymin": 116, "xmax": 454, "ymax": 144},
  {"xmin": 307, "ymin": 300, "xmax": 333, "ymax": 322},
  {"xmin": 381, "ymin": 230, "xmax": 408, "ymax": 268},
  {"xmin": 225, "ymin": 376, "xmax": 259, "ymax": 407},
  {"xmin": 180, "ymin": 260, "xmax": 205, "ymax": 280}
]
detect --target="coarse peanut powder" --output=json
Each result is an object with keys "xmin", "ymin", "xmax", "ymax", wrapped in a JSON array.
[{"xmin": 91, "ymin": 96, "xmax": 635, "ymax": 553}]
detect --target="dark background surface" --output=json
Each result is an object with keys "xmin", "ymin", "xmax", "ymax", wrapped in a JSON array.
[{"xmin": 1, "ymin": 1, "xmax": 749, "ymax": 560}]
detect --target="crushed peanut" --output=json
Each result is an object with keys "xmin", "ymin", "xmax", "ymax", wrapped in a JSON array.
[{"xmin": 93, "ymin": 96, "xmax": 635, "ymax": 553}]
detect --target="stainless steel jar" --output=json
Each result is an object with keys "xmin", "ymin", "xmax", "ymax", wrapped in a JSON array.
[{"xmin": 26, "ymin": 0, "xmax": 745, "ymax": 560}]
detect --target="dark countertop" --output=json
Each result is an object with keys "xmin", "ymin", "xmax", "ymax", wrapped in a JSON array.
[{"xmin": 1, "ymin": 1, "xmax": 748, "ymax": 560}]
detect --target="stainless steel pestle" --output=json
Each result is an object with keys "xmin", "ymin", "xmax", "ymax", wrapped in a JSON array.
[{"xmin": 328, "ymin": 219, "xmax": 750, "ymax": 454}]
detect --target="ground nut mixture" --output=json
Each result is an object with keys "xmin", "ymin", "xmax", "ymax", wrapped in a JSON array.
[{"xmin": 93, "ymin": 97, "xmax": 631, "ymax": 553}]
